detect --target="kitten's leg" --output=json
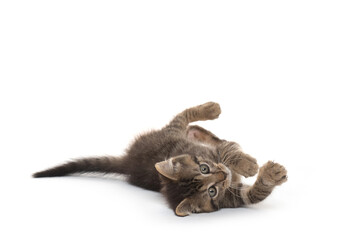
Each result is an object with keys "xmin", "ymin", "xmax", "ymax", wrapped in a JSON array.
[
  {"xmin": 218, "ymin": 141, "xmax": 259, "ymax": 178},
  {"xmin": 220, "ymin": 161, "xmax": 287, "ymax": 208},
  {"xmin": 166, "ymin": 102, "xmax": 221, "ymax": 132},
  {"xmin": 240, "ymin": 161, "xmax": 287, "ymax": 205}
]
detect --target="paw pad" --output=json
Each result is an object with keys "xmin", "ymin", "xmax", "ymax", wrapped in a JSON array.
[{"xmin": 259, "ymin": 161, "xmax": 288, "ymax": 186}]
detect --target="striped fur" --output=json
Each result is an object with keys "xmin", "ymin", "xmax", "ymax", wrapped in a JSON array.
[
  {"xmin": 222, "ymin": 161, "xmax": 287, "ymax": 207},
  {"xmin": 33, "ymin": 102, "xmax": 287, "ymax": 216},
  {"xmin": 33, "ymin": 156, "xmax": 127, "ymax": 178}
]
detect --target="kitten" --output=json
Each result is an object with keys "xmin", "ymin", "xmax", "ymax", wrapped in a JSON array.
[{"xmin": 33, "ymin": 102, "xmax": 287, "ymax": 216}]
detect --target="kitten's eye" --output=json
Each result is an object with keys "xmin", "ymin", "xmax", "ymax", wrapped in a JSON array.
[
  {"xmin": 200, "ymin": 164, "xmax": 210, "ymax": 174},
  {"xmin": 208, "ymin": 186, "xmax": 217, "ymax": 197}
]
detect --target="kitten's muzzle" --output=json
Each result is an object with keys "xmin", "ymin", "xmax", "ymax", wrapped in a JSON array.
[{"xmin": 217, "ymin": 163, "xmax": 232, "ymax": 188}]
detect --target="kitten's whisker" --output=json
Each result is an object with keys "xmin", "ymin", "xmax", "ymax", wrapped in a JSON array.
[
  {"xmin": 227, "ymin": 187, "xmax": 242, "ymax": 198},
  {"xmin": 228, "ymin": 185, "xmax": 250, "ymax": 190}
]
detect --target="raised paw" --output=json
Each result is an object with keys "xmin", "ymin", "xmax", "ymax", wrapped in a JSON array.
[
  {"xmin": 197, "ymin": 102, "xmax": 221, "ymax": 120},
  {"xmin": 258, "ymin": 161, "xmax": 288, "ymax": 187},
  {"xmin": 219, "ymin": 142, "xmax": 258, "ymax": 178},
  {"xmin": 228, "ymin": 152, "xmax": 259, "ymax": 178},
  {"xmin": 238, "ymin": 153, "xmax": 259, "ymax": 177}
]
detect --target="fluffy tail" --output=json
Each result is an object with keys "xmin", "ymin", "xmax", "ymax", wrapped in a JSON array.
[{"xmin": 33, "ymin": 156, "xmax": 128, "ymax": 178}]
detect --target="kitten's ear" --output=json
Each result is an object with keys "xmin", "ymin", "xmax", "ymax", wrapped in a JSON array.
[
  {"xmin": 175, "ymin": 198, "xmax": 195, "ymax": 217},
  {"xmin": 155, "ymin": 158, "xmax": 178, "ymax": 181},
  {"xmin": 155, "ymin": 155, "xmax": 192, "ymax": 181},
  {"xmin": 186, "ymin": 125, "xmax": 223, "ymax": 146}
]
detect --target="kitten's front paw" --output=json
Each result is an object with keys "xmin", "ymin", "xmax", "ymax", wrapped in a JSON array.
[
  {"xmin": 240, "ymin": 159, "xmax": 259, "ymax": 177},
  {"xmin": 230, "ymin": 152, "xmax": 259, "ymax": 178},
  {"xmin": 197, "ymin": 102, "xmax": 221, "ymax": 120},
  {"xmin": 259, "ymin": 161, "xmax": 287, "ymax": 187}
]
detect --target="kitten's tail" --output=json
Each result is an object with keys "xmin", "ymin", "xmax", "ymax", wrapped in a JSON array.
[{"xmin": 32, "ymin": 156, "xmax": 128, "ymax": 178}]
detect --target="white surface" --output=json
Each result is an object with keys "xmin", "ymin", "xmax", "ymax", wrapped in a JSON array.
[{"xmin": 1, "ymin": 1, "xmax": 356, "ymax": 240}]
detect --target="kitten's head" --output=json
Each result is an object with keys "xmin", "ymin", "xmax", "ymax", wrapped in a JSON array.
[{"xmin": 155, "ymin": 154, "xmax": 231, "ymax": 216}]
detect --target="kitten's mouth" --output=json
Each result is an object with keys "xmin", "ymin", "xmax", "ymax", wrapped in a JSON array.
[{"xmin": 218, "ymin": 163, "xmax": 232, "ymax": 188}]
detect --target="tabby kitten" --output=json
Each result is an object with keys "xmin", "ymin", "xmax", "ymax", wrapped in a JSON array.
[{"xmin": 33, "ymin": 102, "xmax": 287, "ymax": 216}]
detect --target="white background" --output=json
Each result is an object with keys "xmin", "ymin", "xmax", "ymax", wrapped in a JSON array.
[{"xmin": 1, "ymin": 1, "xmax": 356, "ymax": 239}]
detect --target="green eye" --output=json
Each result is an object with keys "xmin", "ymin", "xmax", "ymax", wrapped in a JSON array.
[
  {"xmin": 200, "ymin": 164, "xmax": 210, "ymax": 174},
  {"xmin": 208, "ymin": 186, "xmax": 217, "ymax": 197}
]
